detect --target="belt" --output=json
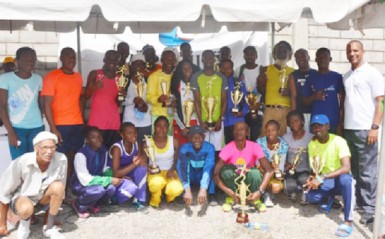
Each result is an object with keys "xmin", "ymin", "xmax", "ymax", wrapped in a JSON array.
[{"xmin": 265, "ymin": 105, "xmax": 288, "ymax": 109}]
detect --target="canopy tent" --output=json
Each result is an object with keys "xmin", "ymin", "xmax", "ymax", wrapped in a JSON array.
[{"xmin": 0, "ymin": 0, "xmax": 369, "ymax": 33}]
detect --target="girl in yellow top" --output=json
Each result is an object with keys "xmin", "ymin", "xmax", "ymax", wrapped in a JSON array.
[{"xmin": 146, "ymin": 116, "xmax": 183, "ymax": 208}]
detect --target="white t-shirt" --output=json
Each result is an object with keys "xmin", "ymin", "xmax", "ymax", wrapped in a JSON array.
[
  {"xmin": 123, "ymin": 80, "xmax": 152, "ymax": 127},
  {"xmin": 236, "ymin": 65, "xmax": 261, "ymax": 94},
  {"xmin": 343, "ymin": 63, "xmax": 385, "ymax": 130}
]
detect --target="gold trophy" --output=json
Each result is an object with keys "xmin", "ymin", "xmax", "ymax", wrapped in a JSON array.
[
  {"xmin": 272, "ymin": 143, "xmax": 282, "ymax": 179},
  {"xmin": 245, "ymin": 87, "xmax": 259, "ymax": 119},
  {"xmin": 183, "ymin": 100, "xmax": 194, "ymax": 128},
  {"xmin": 309, "ymin": 148, "xmax": 325, "ymax": 177},
  {"xmin": 289, "ymin": 148, "xmax": 306, "ymax": 175},
  {"xmin": 230, "ymin": 81, "xmax": 244, "ymax": 114},
  {"xmin": 278, "ymin": 63, "xmax": 288, "ymax": 95},
  {"xmin": 116, "ymin": 65, "xmax": 129, "ymax": 101},
  {"xmin": 134, "ymin": 71, "xmax": 146, "ymax": 98},
  {"xmin": 202, "ymin": 77, "xmax": 218, "ymax": 131},
  {"xmin": 234, "ymin": 165, "xmax": 250, "ymax": 224},
  {"xmin": 144, "ymin": 135, "xmax": 160, "ymax": 174}
]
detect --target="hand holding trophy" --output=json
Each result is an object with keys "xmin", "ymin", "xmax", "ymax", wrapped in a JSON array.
[
  {"xmin": 116, "ymin": 65, "xmax": 129, "ymax": 101},
  {"xmin": 134, "ymin": 71, "xmax": 146, "ymax": 98},
  {"xmin": 289, "ymin": 148, "xmax": 306, "ymax": 175},
  {"xmin": 278, "ymin": 64, "xmax": 289, "ymax": 96},
  {"xmin": 144, "ymin": 135, "xmax": 160, "ymax": 174},
  {"xmin": 202, "ymin": 77, "xmax": 218, "ymax": 131},
  {"xmin": 271, "ymin": 143, "xmax": 283, "ymax": 194},
  {"xmin": 234, "ymin": 165, "xmax": 250, "ymax": 223}
]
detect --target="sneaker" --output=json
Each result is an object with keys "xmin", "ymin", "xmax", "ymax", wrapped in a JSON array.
[
  {"xmin": 107, "ymin": 198, "xmax": 119, "ymax": 208},
  {"xmin": 17, "ymin": 219, "xmax": 30, "ymax": 239},
  {"xmin": 288, "ymin": 192, "xmax": 297, "ymax": 201},
  {"xmin": 263, "ymin": 193, "xmax": 274, "ymax": 208},
  {"xmin": 134, "ymin": 201, "xmax": 149, "ymax": 214},
  {"xmin": 359, "ymin": 212, "xmax": 374, "ymax": 225},
  {"xmin": 252, "ymin": 199, "xmax": 266, "ymax": 213},
  {"xmin": 72, "ymin": 201, "xmax": 89, "ymax": 219},
  {"xmin": 208, "ymin": 194, "xmax": 219, "ymax": 206},
  {"xmin": 300, "ymin": 191, "xmax": 309, "ymax": 205},
  {"xmin": 43, "ymin": 225, "xmax": 65, "ymax": 239}
]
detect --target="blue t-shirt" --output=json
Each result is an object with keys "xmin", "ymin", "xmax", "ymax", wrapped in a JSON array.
[
  {"xmin": 303, "ymin": 71, "xmax": 343, "ymax": 127},
  {"xmin": 292, "ymin": 69, "xmax": 317, "ymax": 114},
  {"xmin": 0, "ymin": 72, "xmax": 43, "ymax": 128}
]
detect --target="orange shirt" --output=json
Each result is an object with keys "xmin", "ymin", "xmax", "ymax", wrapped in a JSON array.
[{"xmin": 41, "ymin": 69, "xmax": 83, "ymax": 125}]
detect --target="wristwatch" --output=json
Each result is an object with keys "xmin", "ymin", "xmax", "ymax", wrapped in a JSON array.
[
  {"xmin": 371, "ymin": 124, "xmax": 379, "ymax": 130},
  {"xmin": 259, "ymin": 188, "xmax": 266, "ymax": 196}
]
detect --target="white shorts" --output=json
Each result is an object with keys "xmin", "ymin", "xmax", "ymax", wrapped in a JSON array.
[{"xmin": 204, "ymin": 123, "xmax": 224, "ymax": 151}]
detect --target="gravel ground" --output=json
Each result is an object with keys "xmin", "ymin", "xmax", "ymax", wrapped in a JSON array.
[{"xmin": 4, "ymin": 192, "xmax": 373, "ymax": 239}]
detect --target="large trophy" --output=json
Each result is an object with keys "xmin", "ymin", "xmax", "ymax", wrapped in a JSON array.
[
  {"xmin": 202, "ymin": 77, "xmax": 218, "ymax": 131},
  {"xmin": 272, "ymin": 143, "xmax": 282, "ymax": 179},
  {"xmin": 183, "ymin": 82, "xmax": 195, "ymax": 128},
  {"xmin": 231, "ymin": 81, "xmax": 244, "ymax": 114},
  {"xmin": 245, "ymin": 87, "xmax": 259, "ymax": 119},
  {"xmin": 116, "ymin": 65, "xmax": 129, "ymax": 101},
  {"xmin": 309, "ymin": 148, "xmax": 325, "ymax": 177},
  {"xmin": 134, "ymin": 71, "xmax": 146, "ymax": 98},
  {"xmin": 144, "ymin": 135, "xmax": 160, "ymax": 174},
  {"xmin": 289, "ymin": 148, "xmax": 306, "ymax": 175},
  {"xmin": 278, "ymin": 63, "xmax": 288, "ymax": 95},
  {"xmin": 160, "ymin": 78, "xmax": 172, "ymax": 107},
  {"xmin": 234, "ymin": 165, "xmax": 250, "ymax": 224}
]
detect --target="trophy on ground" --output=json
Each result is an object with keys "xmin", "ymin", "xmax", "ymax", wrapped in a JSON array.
[
  {"xmin": 144, "ymin": 135, "xmax": 160, "ymax": 174},
  {"xmin": 234, "ymin": 165, "xmax": 250, "ymax": 224},
  {"xmin": 202, "ymin": 77, "xmax": 218, "ymax": 131},
  {"xmin": 116, "ymin": 65, "xmax": 129, "ymax": 101},
  {"xmin": 278, "ymin": 63, "xmax": 288, "ymax": 95},
  {"xmin": 289, "ymin": 148, "xmax": 306, "ymax": 175},
  {"xmin": 245, "ymin": 87, "xmax": 260, "ymax": 119},
  {"xmin": 231, "ymin": 81, "xmax": 244, "ymax": 114},
  {"xmin": 134, "ymin": 71, "xmax": 146, "ymax": 98}
]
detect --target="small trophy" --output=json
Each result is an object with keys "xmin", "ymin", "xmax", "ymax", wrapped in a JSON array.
[
  {"xmin": 309, "ymin": 148, "xmax": 325, "ymax": 177},
  {"xmin": 116, "ymin": 65, "xmax": 129, "ymax": 101},
  {"xmin": 234, "ymin": 165, "xmax": 250, "ymax": 224},
  {"xmin": 272, "ymin": 143, "xmax": 282, "ymax": 179},
  {"xmin": 289, "ymin": 148, "xmax": 306, "ymax": 175},
  {"xmin": 278, "ymin": 64, "xmax": 288, "ymax": 95},
  {"xmin": 134, "ymin": 71, "xmax": 146, "ymax": 98},
  {"xmin": 144, "ymin": 135, "xmax": 160, "ymax": 174},
  {"xmin": 183, "ymin": 100, "xmax": 194, "ymax": 128},
  {"xmin": 231, "ymin": 82, "xmax": 244, "ymax": 114},
  {"xmin": 245, "ymin": 87, "xmax": 259, "ymax": 119}
]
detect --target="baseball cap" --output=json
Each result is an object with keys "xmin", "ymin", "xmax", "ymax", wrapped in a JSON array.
[
  {"xmin": 33, "ymin": 131, "xmax": 58, "ymax": 145},
  {"xmin": 130, "ymin": 53, "xmax": 145, "ymax": 63},
  {"xmin": 142, "ymin": 44, "xmax": 155, "ymax": 52},
  {"xmin": 189, "ymin": 125, "xmax": 204, "ymax": 137},
  {"xmin": 3, "ymin": 56, "xmax": 15, "ymax": 64},
  {"xmin": 310, "ymin": 114, "xmax": 329, "ymax": 125}
]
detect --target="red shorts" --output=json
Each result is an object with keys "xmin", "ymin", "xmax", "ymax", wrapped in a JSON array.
[{"xmin": 173, "ymin": 119, "xmax": 198, "ymax": 145}]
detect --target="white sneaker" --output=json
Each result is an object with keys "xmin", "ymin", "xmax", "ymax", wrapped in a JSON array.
[
  {"xmin": 17, "ymin": 219, "xmax": 31, "ymax": 239},
  {"xmin": 43, "ymin": 225, "xmax": 65, "ymax": 239}
]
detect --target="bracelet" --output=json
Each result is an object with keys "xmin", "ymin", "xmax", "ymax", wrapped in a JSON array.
[{"xmin": 316, "ymin": 175, "xmax": 324, "ymax": 184}]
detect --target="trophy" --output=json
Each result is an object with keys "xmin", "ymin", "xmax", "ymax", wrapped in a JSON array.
[
  {"xmin": 245, "ymin": 87, "xmax": 259, "ymax": 119},
  {"xmin": 144, "ymin": 135, "xmax": 160, "ymax": 174},
  {"xmin": 134, "ymin": 71, "xmax": 146, "ymax": 98},
  {"xmin": 183, "ymin": 100, "xmax": 194, "ymax": 128},
  {"xmin": 231, "ymin": 81, "xmax": 244, "ymax": 114},
  {"xmin": 289, "ymin": 148, "xmax": 306, "ymax": 175},
  {"xmin": 116, "ymin": 65, "xmax": 129, "ymax": 101},
  {"xmin": 272, "ymin": 143, "xmax": 282, "ymax": 179},
  {"xmin": 202, "ymin": 77, "xmax": 218, "ymax": 131},
  {"xmin": 234, "ymin": 165, "xmax": 250, "ymax": 224},
  {"xmin": 278, "ymin": 64, "xmax": 288, "ymax": 95},
  {"xmin": 309, "ymin": 148, "xmax": 325, "ymax": 177}
]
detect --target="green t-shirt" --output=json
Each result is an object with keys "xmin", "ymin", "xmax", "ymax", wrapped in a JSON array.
[
  {"xmin": 191, "ymin": 71, "xmax": 228, "ymax": 122},
  {"xmin": 308, "ymin": 134, "xmax": 351, "ymax": 174}
]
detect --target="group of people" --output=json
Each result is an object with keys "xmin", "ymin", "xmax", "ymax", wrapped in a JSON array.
[{"xmin": 0, "ymin": 39, "xmax": 383, "ymax": 238}]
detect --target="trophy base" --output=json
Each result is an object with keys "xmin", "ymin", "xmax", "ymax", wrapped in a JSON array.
[
  {"xmin": 207, "ymin": 122, "xmax": 216, "ymax": 131},
  {"xmin": 274, "ymin": 170, "xmax": 283, "ymax": 179},
  {"xmin": 236, "ymin": 213, "xmax": 249, "ymax": 224},
  {"xmin": 118, "ymin": 95, "xmax": 125, "ymax": 101},
  {"xmin": 149, "ymin": 165, "xmax": 161, "ymax": 174},
  {"xmin": 249, "ymin": 110, "xmax": 258, "ymax": 120},
  {"xmin": 279, "ymin": 88, "xmax": 289, "ymax": 96},
  {"xmin": 231, "ymin": 108, "xmax": 239, "ymax": 114},
  {"xmin": 289, "ymin": 169, "xmax": 295, "ymax": 175}
]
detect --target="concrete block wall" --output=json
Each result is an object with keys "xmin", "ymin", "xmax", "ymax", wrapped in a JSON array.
[
  {"xmin": 268, "ymin": 19, "xmax": 385, "ymax": 76},
  {"xmin": 0, "ymin": 30, "xmax": 60, "ymax": 76}
]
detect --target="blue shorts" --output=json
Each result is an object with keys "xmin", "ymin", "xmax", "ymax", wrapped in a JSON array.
[{"xmin": 56, "ymin": 124, "xmax": 85, "ymax": 154}]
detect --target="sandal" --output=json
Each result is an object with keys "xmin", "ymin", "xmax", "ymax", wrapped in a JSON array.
[
  {"xmin": 319, "ymin": 197, "xmax": 334, "ymax": 214},
  {"xmin": 335, "ymin": 223, "xmax": 353, "ymax": 237},
  {"xmin": 253, "ymin": 200, "xmax": 266, "ymax": 213}
]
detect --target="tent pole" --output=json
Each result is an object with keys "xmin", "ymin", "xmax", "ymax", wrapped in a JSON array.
[
  {"xmin": 76, "ymin": 23, "xmax": 82, "ymax": 74},
  {"xmin": 271, "ymin": 23, "xmax": 275, "ymax": 63},
  {"xmin": 373, "ymin": 107, "xmax": 385, "ymax": 238}
]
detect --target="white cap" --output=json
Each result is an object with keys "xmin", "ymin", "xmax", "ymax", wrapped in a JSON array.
[
  {"xmin": 33, "ymin": 131, "xmax": 58, "ymax": 145},
  {"xmin": 130, "ymin": 53, "xmax": 145, "ymax": 63},
  {"xmin": 163, "ymin": 47, "xmax": 179, "ymax": 58}
]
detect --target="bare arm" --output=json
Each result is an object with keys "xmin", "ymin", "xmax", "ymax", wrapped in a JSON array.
[
  {"xmin": 0, "ymin": 202, "xmax": 9, "ymax": 235},
  {"xmin": 256, "ymin": 66, "xmax": 267, "ymax": 95},
  {"xmin": 43, "ymin": 96, "xmax": 62, "ymax": 143},
  {"xmin": 111, "ymin": 146, "xmax": 136, "ymax": 178},
  {"xmin": 84, "ymin": 71, "xmax": 98, "ymax": 100},
  {"xmin": 368, "ymin": 95, "xmax": 384, "ymax": 145},
  {"xmin": 336, "ymin": 89, "xmax": 345, "ymax": 136},
  {"xmin": 213, "ymin": 159, "xmax": 236, "ymax": 200},
  {"xmin": 247, "ymin": 157, "xmax": 274, "ymax": 201},
  {"xmin": 288, "ymin": 74, "xmax": 297, "ymax": 110},
  {"xmin": 0, "ymin": 89, "xmax": 17, "ymax": 147}
]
